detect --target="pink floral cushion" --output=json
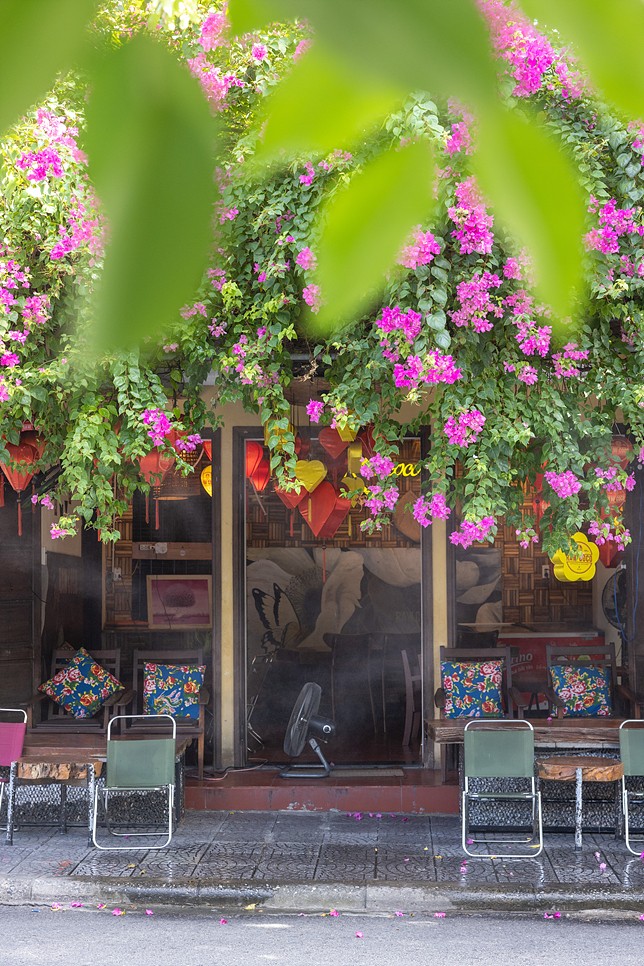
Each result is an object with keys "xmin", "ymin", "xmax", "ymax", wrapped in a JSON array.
[{"xmin": 441, "ymin": 660, "xmax": 504, "ymax": 718}]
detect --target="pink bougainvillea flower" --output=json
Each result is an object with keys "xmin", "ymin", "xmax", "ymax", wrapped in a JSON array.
[
  {"xmin": 112, "ymin": 908, "xmax": 125, "ymax": 916},
  {"xmin": 434, "ymin": 912, "xmax": 446, "ymax": 918},
  {"xmin": 355, "ymin": 931, "xmax": 364, "ymax": 938},
  {"xmin": 251, "ymin": 43, "xmax": 268, "ymax": 60},
  {"xmin": 145, "ymin": 909, "xmax": 154, "ymax": 916},
  {"xmin": 70, "ymin": 902, "xmax": 83, "ymax": 908},
  {"xmin": 394, "ymin": 910, "xmax": 404, "ymax": 917},
  {"xmin": 50, "ymin": 903, "xmax": 63, "ymax": 911},
  {"xmin": 219, "ymin": 917, "xmax": 228, "ymax": 925},
  {"xmin": 96, "ymin": 903, "xmax": 106, "ymax": 910},
  {"xmin": 329, "ymin": 909, "xmax": 339, "ymax": 917}
]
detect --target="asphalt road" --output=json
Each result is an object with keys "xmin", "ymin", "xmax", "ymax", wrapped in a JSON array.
[{"xmin": 2, "ymin": 906, "xmax": 644, "ymax": 966}]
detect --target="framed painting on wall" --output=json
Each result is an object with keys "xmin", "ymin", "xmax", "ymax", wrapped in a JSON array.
[{"xmin": 146, "ymin": 575, "xmax": 213, "ymax": 629}]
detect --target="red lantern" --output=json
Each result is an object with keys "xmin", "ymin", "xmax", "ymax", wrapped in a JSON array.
[
  {"xmin": 138, "ymin": 448, "xmax": 175, "ymax": 529},
  {"xmin": 251, "ymin": 456, "xmax": 271, "ymax": 493},
  {"xmin": 0, "ymin": 439, "xmax": 40, "ymax": 536},
  {"xmin": 245, "ymin": 441, "xmax": 264, "ymax": 479}
]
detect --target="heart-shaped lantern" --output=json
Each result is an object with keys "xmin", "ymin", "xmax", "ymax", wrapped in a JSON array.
[
  {"xmin": 340, "ymin": 473, "xmax": 366, "ymax": 507},
  {"xmin": 299, "ymin": 482, "xmax": 336, "ymax": 536},
  {"xmin": 294, "ymin": 459, "xmax": 326, "ymax": 493},
  {"xmin": 336, "ymin": 424, "xmax": 357, "ymax": 442},
  {"xmin": 318, "ymin": 427, "xmax": 350, "ymax": 461},
  {"xmin": 263, "ymin": 419, "xmax": 294, "ymax": 451},
  {"xmin": 317, "ymin": 490, "xmax": 352, "ymax": 540},
  {"xmin": 274, "ymin": 483, "xmax": 305, "ymax": 509},
  {"xmin": 358, "ymin": 424, "xmax": 376, "ymax": 458}
]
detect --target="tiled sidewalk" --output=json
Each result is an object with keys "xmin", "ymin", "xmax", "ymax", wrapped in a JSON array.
[{"xmin": 1, "ymin": 810, "xmax": 644, "ymax": 888}]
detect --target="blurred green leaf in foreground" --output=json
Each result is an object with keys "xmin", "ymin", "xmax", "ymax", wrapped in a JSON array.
[{"xmin": 230, "ymin": 0, "xmax": 588, "ymax": 330}]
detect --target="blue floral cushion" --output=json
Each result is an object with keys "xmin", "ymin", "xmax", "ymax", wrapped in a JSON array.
[
  {"xmin": 38, "ymin": 648, "xmax": 123, "ymax": 719},
  {"xmin": 549, "ymin": 664, "xmax": 612, "ymax": 717},
  {"xmin": 441, "ymin": 660, "xmax": 504, "ymax": 718},
  {"xmin": 143, "ymin": 663, "xmax": 206, "ymax": 720}
]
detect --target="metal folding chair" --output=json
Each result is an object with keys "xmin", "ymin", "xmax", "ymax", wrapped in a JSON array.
[
  {"xmin": 462, "ymin": 719, "xmax": 542, "ymax": 858},
  {"xmin": 92, "ymin": 714, "xmax": 176, "ymax": 851},
  {"xmin": 0, "ymin": 708, "xmax": 27, "ymax": 828},
  {"xmin": 619, "ymin": 720, "xmax": 644, "ymax": 855}
]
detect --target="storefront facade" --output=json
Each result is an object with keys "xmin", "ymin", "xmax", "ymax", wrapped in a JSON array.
[{"xmin": 1, "ymin": 399, "xmax": 642, "ymax": 790}]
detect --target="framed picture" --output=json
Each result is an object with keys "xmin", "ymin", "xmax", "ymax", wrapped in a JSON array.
[{"xmin": 146, "ymin": 575, "xmax": 213, "ymax": 630}]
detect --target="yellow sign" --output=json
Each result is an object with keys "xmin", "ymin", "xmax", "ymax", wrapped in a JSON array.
[
  {"xmin": 392, "ymin": 462, "xmax": 421, "ymax": 478},
  {"xmin": 200, "ymin": 465, "xmax": 212, "ymax": 496},
  {"xmin": 550, "ymin": 532, "xmax": 599, "ymax": 582}
]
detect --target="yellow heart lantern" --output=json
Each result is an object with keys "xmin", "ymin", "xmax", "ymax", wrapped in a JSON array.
[
  {"xmin": 550, "ymin": 532, "xmax": 599, "ymax": 582},
  {"xmin": 336, "ymin": 424, "xmax": 358, "ymax": 442},
  {"xmin": 294, "ymin": 459, "xmax": 327, "ymax": 493},
  {"xmin": 340, "ymin": 473, "xmax": 366, "ymax": 507}
]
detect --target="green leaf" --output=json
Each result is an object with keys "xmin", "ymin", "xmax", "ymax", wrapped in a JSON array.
[
  {"xmin": 230, "ymin": 0, "xmax": 499, "ymax": 111},
  {"xmin": 521, "ymin": 0, "xmax": 644, "ymax": 122},
  {"xmin": 473, "ymin": 110, "xmax": 586, "ymax": 319},
  {"xmin": 0, "ymin": 0, "xmax": 97, "ymax": 135},
  {"xmin": 255, "ymin": 47, "xmax": 404, "ymax": 161},
  {"xmin": 84, "ymin": 36, "xmax": 217, "ymax": 347},
  {"xmin": 312, "ymin": 140, "xmax": 434, "ymax": 332}
]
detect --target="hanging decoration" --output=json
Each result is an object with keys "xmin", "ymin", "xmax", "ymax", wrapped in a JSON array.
[
  {"xmin": 298, "ymin": 481, "xmax": 350, "ymax": 538},
  {"xmin": 346, "ymin": 441, "xmax": 364, "ymax": 476},
  {"xmin": 0, "ymin": 437, "xmax": 41, "ymax": 536},
  {"xmin": 138, "ymin": 448, "xmax": 175, "ymax": 528},
  {"xmin": 294, "ymin": 459, "xmax": 326, "ymax": 493},
  {"xmin": 318, "ymin": 427, "xmax": 350, "ymax": 460}
]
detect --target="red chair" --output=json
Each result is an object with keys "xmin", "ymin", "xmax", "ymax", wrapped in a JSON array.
[{"xmin": 0, "ymin": 709, "xmax": 27, "ymax": 822}]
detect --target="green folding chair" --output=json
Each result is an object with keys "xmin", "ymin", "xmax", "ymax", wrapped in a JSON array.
[
  {"xmin": 619, "ymin": 720, "xmax": 644, "ymax": 855},
  {"xmin": 462, "ymin": 719, "xmax": 542, "ymax": 858},
  {"xmin": 92, "ymin": 714, "xmax": 176, "ymax": 851}
]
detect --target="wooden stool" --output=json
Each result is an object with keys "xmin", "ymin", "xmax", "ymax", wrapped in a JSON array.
[{"xmin": 537, "ymin": 754, "xmax": 623, "ymax": 851}]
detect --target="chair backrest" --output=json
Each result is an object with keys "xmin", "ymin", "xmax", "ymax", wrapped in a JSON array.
[
  {"xmin": 439, "ymin": 646, "xmax": 515, "ymax": 717},
  {"xmin": 620, "ymin": 721, "xmax": 644, "ymax": 777},
  {"xmin": 106, "ymin": 738, "xmax": 176, "ymax": 788},
  {"xmin": 0, "ymin": 709, "xmax": 27, "ymax": 767},
  {"xmin": 131, "ymin": 648, "xmax": 205, "ymax": 715},
  {"xmin": 44, "ymin": 648, "xmax": 122, "ymax": 720},
  {"xmin": 464, "ymin": 720, "xmax": 535, "ymax": 778}
]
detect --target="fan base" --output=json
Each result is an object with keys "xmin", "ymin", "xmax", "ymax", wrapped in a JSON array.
[{"xmin": 280, "ymin": 737, "xmax": 332, "ymax": 779}]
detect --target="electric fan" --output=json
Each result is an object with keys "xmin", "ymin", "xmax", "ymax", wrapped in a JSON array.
[
  {"xmin": 281, "ymin": 682, "xmax": 336, "ymax": 779},
  {"xmin": 602, "ymin": 568, "xmax": 627, "ymax": 633}
]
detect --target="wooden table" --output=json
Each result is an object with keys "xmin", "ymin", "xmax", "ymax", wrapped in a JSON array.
[
  {"xmin": 536, "ymin": 754, "xmax": 624, "ymax": 851},
  {"xmin": 7, "ymin": 736, "xmax": 190, "ymax": 845},
  {"xmin": 7, "ymin": 751, "xmax": 104, "ymax": 846},
  {"xmin": 428, "ymin": 717, "xmax": 625, "ymax": 749}
]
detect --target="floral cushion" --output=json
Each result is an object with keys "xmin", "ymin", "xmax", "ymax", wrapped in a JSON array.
[
  {"xmin": 143, "ymin": 663, "xmax": 206, "ymax": 720},
  {"xmin": 441, "ymin": 660, "xmax": 505, "ymax": 718},
  {"xmin": 38, "ymin": 647, "xmax": 123, "ymax": 719},
  {"xmin": 549, "ymin": 664, "xmax": 612, "ymax": 717}
]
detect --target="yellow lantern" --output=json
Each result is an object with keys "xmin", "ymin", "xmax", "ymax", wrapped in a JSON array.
[
  {"xmin": 550, "ymin": 532, "xmax": 599, "ymax": 582},
  {"xmin": 263, "ymin": 420, "xmax": 294, "ymax": 450}
]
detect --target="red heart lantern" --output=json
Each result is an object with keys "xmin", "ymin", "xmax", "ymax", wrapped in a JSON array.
[
  {"xmin": 299, "ymin": 481, "xmax": 351, "ymax": 538},
  {"xmin": 274, "ymin": 483, "xmax": 305, "ymax": 509},
  {"xmin": 318, "ymin": 427, "xmax": 350, "ymax": 461},
  {"xmin": 299, "ymin": 481, "xmax": 337, "ymax": 537},
  {"xmin": 202, "ymin": 439, "xmax": 212, "ymax": 461},
  {"xmin": 0, "ymin": 439, "xmax": 40, "ymax": 536},
  {"xmin": 317, "ymin": 492, "xmax": 352, "ymax": 540}
]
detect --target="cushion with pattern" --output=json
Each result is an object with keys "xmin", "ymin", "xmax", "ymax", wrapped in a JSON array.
[
  {"xmin": 143, "ymin": 663, "xmax": 206, "ymax": 720},
  {"xmin": 441, "ymin": 660, "xmax": 504, "ymax": 718},
  {"xmin": 549, "ymin": 664, "xmax": 612, "ymax": 717},
  {"xmin": 38, "ymin": 648, "xmax": 123, "ymax": 719}
]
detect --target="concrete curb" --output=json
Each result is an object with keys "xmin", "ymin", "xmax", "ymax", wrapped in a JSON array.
[{"xmin": 3, "ymin": 875, "xmax": 644, "ymax": 916}]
